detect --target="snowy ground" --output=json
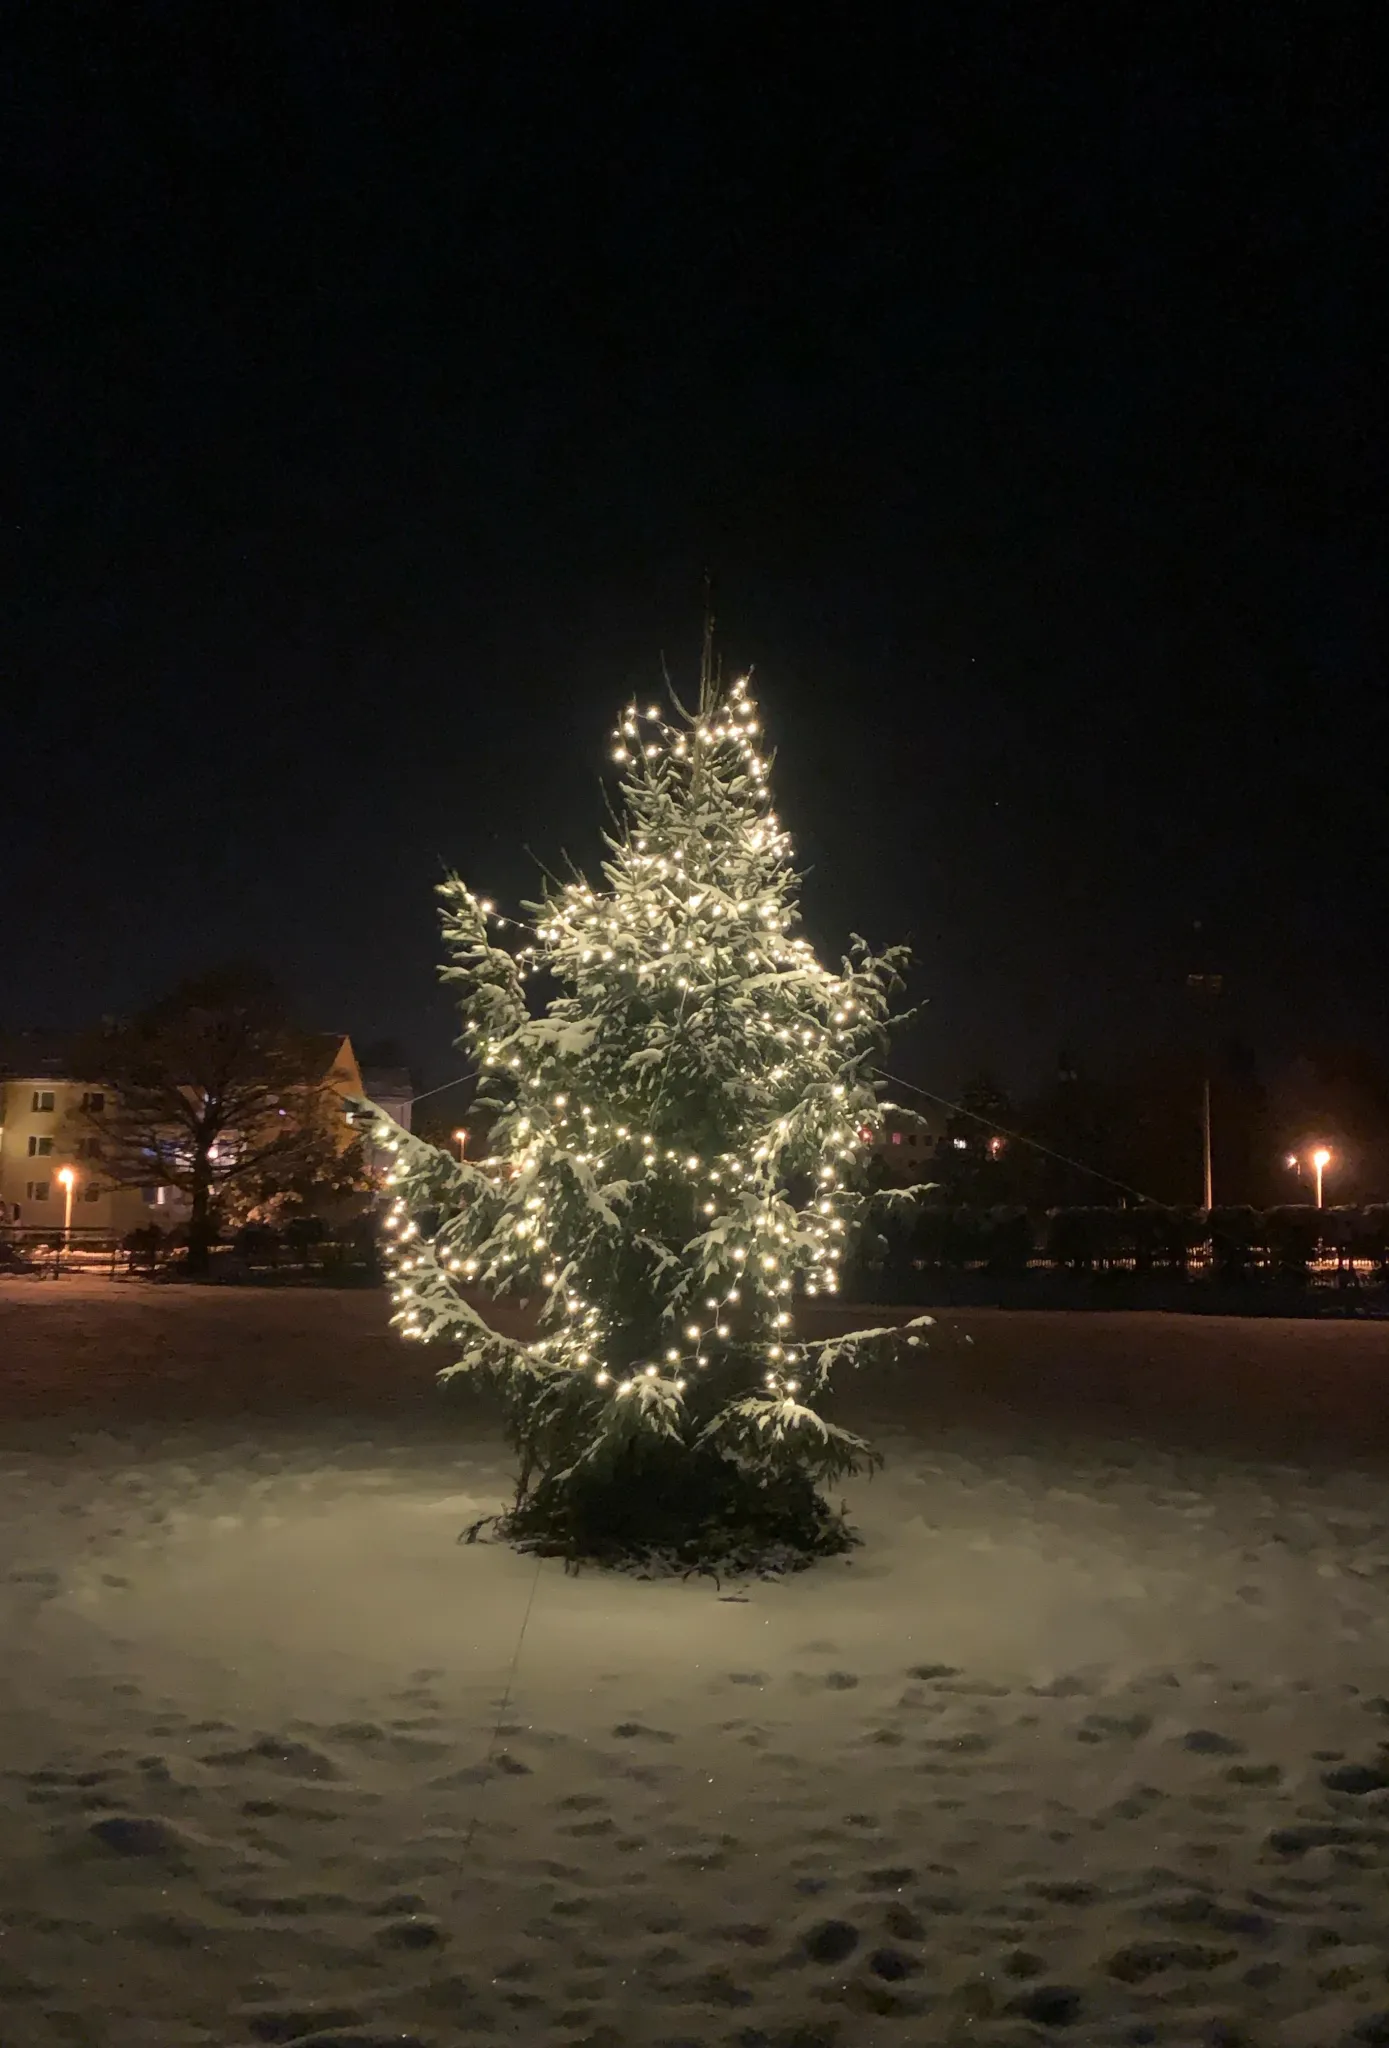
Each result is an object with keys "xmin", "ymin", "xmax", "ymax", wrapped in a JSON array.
[{"xmin": 3, "ymin": 1286, "xmax": 1389, "ymax": 2047}]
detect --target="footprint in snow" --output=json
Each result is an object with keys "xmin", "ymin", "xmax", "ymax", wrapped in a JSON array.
[{"xmin": 204, "ymin": 1735, "xmax": 343, "ymax": 1779}]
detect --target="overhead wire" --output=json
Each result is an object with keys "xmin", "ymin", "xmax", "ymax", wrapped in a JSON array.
[{"xmin": 876, "ymin": 1070, "xmax": 1164, "ymax": 1208}]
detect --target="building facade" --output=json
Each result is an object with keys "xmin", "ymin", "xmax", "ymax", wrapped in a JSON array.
[
  {"xmin": 0, "ymin": 1032, "xmax": 369, "ymax": 1236},
  {"xmin": 359, "ymin": 1062, "xmax": 414, "ymax": 1178},
  {"xmin": 0, "ymin": 1059, "xmax": 169, "ymax": 1233},
  {"xmin": 868, "ymin": 1101, "xmax": 949, "ymax": 1185}
]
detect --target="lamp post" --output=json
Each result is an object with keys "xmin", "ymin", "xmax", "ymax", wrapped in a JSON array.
[
  {"xmin": 57, "ymin": 1166, "xmax": 77, "ymax": 1249},
  {"xmin": 1186, "ymin": 942, "xmax": 1223, "ymax": 1211},
  {"xmin": 453, "ymin": 1128, "xmax": 469, "ymax": 1163},
  {"xmin": 1312, "ymin": 1146, "xmax": 1331, "ymax": 1209}
]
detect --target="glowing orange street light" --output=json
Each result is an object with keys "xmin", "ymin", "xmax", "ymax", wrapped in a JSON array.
[
  {"xmin": 452, "ymin": 1128, "xmax": 469, "ymax": 1162},
  {"xmin": 1312, "ymin": 1146, "xmax": 1332, "ymax": 1209},
  {"xmin": 57, "ymin": 1165, "xmax": 77, "ymax": 1245}
]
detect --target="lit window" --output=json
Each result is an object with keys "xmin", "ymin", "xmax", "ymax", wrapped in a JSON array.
[
  {"xmin": 28, "ymin": 1135, "xmax": 53, "ymax": 1157},
  {"xmin": 31, "ymin": 1090, "xmax": 55, "ymax": 1113},
  {"xmin": 891, "ymin": 1131, "xmax": 902, "ymax": 1146}
]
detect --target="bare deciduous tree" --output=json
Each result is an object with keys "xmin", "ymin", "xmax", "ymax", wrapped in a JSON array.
[{"xmin": 72, "ymin": 968, "xmax": 362, "ymax": 1272}]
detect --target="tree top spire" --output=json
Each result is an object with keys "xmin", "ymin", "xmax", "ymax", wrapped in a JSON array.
[{"xmin": 699, "ymin": 571, "xmax": 717, "ymax": 718}]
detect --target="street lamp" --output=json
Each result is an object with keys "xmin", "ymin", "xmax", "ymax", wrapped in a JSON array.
[
  {"xmin": 453, "ymin": 1128, "xmax": 469, "ymax": 1163},
  {"xmin": 57, "ymin": 1165, "xmax": 77, "ymax": 1247},
  {"xmin": 1312, "ymin": 1146, "xmax": 1331, "ymax": 1209},
  {"xmin": 1186, "ymin": 957, "xmax": 1223, "ymax": 1210}
]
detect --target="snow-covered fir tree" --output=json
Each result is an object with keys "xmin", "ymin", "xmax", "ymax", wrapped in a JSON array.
[{"xmin": 362, "ymin": 663, "xmax": 931, "ymax": 1566}]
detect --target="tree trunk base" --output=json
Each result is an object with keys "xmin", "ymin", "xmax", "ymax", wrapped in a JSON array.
[{"xmin": 497, "ymin": 1445, "xmax": 858, "ymax": 1577}]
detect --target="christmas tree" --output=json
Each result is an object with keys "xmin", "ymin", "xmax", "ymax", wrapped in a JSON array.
[{"xmin": 362, "ymin": 657, "xmax": 931, "ymax": 1568}]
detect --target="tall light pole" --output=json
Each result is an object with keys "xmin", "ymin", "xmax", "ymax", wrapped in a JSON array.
[
  {"xmin": 1187, "ymin": 944, "xmax": 1223, "ymax": 1210},
  {"xmin": 453, "ymin": 1128, "xmax": 469, "ymax": 1164},
  {"xmin": 57, "ymin": 1166, "xmax": 77, "ymax": 1248},
  {"xmin": 1312, "ymin": 1146, "xmax": 1331, "ymax": 1209}
]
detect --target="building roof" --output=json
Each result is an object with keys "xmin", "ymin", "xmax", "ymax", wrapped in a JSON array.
[
  {"xmin": 1, "ymin": 1028, "xmax": 360, "ymax": 1087},
  {"xmin": 0, "ymin": 1031, "xmax": 79, "ymax": 1081},
  {"xmin": 293, "ymin": 1031, "xmax": 356, "ymax": 1082},
  {"xmin": 360, "ymin": 1065, "xmax": 413, "ymax": 1095}
]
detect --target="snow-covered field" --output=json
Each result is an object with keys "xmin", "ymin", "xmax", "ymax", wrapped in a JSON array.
[{"xmin": 3, "ymin": 1284, "xmax": 1389, "ymax": 2047}]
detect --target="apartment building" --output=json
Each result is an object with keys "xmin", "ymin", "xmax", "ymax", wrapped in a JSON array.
[
  {"xmin": 868, "ymin": 1101, "xmax": 948, "ymax": 1184},
  {"xmin": 0, "ymin": 1031, "xmax": 369, "ymax": 1234},
  {"xmin": 0, "ymin": 1041, "xmax": 165, "ymax": 1231}
]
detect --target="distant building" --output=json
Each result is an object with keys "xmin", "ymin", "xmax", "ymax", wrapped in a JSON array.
[
  {"xmin": 869, "ymin": 1101, "xmax": 948, "ymax": 1185},
  {"xmin": 297, "ymin": 1033, "xmax": 368, "ymax": 1119},
  {"xmin": 360, "ymin": 1063, "xmax": 413, "ymax": 1132},
  {"xmin": 358, "ymin": 1061, "xmax": 413, "ymax": 1177},
  {"xmin": 0, "ymin": 1036, "xmax": 163, "ymax": 1232},
  {"xmin": 0, "ymin": 1030, "xmax": 367, "ymax": 1234}
]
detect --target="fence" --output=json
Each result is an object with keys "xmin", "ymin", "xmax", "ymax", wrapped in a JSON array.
[
  {"xmin": 0, "ymin": 1225, "xmax": 128, "ymax": 1278},
  {"xmin": 862, "ymin": 1202, "xmax": 1389, "ymax": 1308},
  {"xmin": 6, "ymin": 1205, "xmax": 1387, "ymax": 1310},
  {"xmin": 0, "ymin": 1220, "xmax": 381, "ymax": 1284}
]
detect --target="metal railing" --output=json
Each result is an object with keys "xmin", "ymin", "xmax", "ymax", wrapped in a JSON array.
[
  {"xmin": 0, "ymin": 1222, "xmax": 379, "ymax": 1283},
  {"xmin": 0, "ymin": 1224, "xmax": 128, "ymax": 1277}
]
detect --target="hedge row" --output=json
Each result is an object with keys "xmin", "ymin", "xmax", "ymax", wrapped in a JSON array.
[{"xmin": 865, "ymin": 1203, "xmax": 1389, "ymax": 1288}]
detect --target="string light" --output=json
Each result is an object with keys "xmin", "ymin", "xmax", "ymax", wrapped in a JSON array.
[{"xmin": 380, "ymin": 670, "xmax": 921, "ymax": 1426}]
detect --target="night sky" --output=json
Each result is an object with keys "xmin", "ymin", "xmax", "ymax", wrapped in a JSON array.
[{"xmin": 8, "ymin": 11, "xmax": 1384, "ymax": 1094}]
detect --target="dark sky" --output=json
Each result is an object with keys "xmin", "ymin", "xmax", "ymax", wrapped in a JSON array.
[{"xmin": 8, "ymin": 9, "xmax": 1385, "ymax": 1094}]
